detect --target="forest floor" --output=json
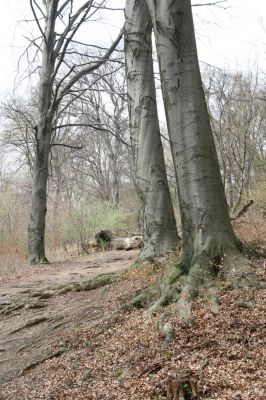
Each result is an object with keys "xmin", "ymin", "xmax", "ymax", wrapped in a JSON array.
[
  {"xmin": 0, "ymin": 250, "xmax": 137, "ymax": 386},
  {"xmin": 0, "ymin": 218, "xmax": 265, "ymax": 399}
]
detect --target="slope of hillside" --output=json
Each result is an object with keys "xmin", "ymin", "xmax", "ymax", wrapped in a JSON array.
[{"xmin": 1, "ymin": 253, "xmax": 265, "ymax": 400}]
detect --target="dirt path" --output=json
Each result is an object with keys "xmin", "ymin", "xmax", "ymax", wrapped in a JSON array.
[{"xmin": 0, "ymin": 250, "xmax": 138, "ymax": 384}]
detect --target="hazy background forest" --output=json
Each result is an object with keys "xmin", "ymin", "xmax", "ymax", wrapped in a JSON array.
[{"xmin": 0, "ymin": 0, "xmax": 265, "ymax": 271}]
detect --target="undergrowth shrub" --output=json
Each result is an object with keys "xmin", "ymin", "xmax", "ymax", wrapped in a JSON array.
[{"xmin": 47, "ymin": 201, "xmax": 129, "ymax": 255}]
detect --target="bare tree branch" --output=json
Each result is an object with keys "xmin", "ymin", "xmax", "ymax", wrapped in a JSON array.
[
  {"xmin": 29, "ymin": 0, "xmax": 46, "ymax": 44},
  {"xmin": 50, "ymin": 143, "xmax": 82, "ymax": 150},
  {"xmin": 57, "ymin": 0, "xmax": 72, "ymax": 16},
  {"xmin": 53, "ymin": 0, "xmax": 94, "ymax": 57},
  {"xmin": 53, "ymin": 123, "xmax": 131, "ymax": 147},
  {"xmin": 193, "ymin": 0, "xmax": 229, "ymax": 7},
  {"xmin": 57, "ymin": 26, "xmax": 124, "ymax": 101}
]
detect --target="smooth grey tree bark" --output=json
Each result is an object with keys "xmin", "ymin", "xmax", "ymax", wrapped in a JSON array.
[
  {"xmin": 28, "ymin": 0, "xmax": 57, "ymax": 264},
  {"xmin": 145, "ymin": 0, "xmax": 235, "ymax": 261},
  {"xmin": 125, "ymin": 0, "xmax": 179, "ymax": 259},
  {"xmin": 27, "ymin": 0, "xmax": 123, "ymax": 264},
  {"xmin": 119, "ymin": 0, "xmax": 262, "ymax": 318}
]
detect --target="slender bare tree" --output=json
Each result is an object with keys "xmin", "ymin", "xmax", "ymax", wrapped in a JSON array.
[
  {"xmin": 0, "ymin": 97, "xmax": 37, "ymax": 173},
  {"xmin": 75, "ymin": 64, "xmax": 130, "ymax": 207},
  {"xmin": 26, "ymin": 0, "xmax": 123, "ymax": 263}
]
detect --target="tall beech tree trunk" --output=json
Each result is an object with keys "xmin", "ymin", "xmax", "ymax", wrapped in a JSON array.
[
  {"xmin": 145, "ymin": 0, "xmax": 237, "ymax": 263},
  {"xmin": 125, "ymin": 0, "xmax": 179, "ymax": 259},
  {"xmin": 28, "ymin": 0, "xmax": 58, "ymax": 264},
  {"xmin": 129, "ymin": 0, "xmax": 256, "ymax": 315}
]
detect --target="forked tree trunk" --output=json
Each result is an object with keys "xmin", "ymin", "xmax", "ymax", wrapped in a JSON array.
[
  {"xmin": 28, "ymin": 0, "xmax": 58, "ymax": 264},
  {"xmin": 125, "ymin": 0, "xmax": 179, "ymax": 259},
  {"xmin": 142, "ymin": 0, "xmax": 256, "ymax": 313}
]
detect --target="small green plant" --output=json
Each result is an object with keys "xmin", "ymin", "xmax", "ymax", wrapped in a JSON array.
[
  {"xmin": 83, "ymin": 338, "xmax": 91, "ymax": 348},
  {"xmin": 97, "ymin": 237, "xmax": 109, "ymax": 251},
  {"xmin": 59, "ymin": 201, "xmax": 128, "ymax": 252}
]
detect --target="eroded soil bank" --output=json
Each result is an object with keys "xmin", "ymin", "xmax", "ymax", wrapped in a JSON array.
[{"xmin": 0, "ymin": 250, "xmax": 138, "ymax": 384}]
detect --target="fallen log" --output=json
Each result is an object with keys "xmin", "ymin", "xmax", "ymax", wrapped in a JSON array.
[
  {"xmin": 80, "ymin": 234, "xmax": 143, "ymax": 253},
  {"xmin": 111, "ymin": 235, "xmax": 143, "ymax": 251}
]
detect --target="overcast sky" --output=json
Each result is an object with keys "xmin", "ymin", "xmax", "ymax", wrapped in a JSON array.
[{"xmin": 0, "ymin": 0, "xmax": 265, "ymax": 100}]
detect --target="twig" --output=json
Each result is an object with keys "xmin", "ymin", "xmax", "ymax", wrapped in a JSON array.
[
  {"xmin": 50, "ymin": 143, "xmax": 83, "ymax": 150},
  {"xmin": 139, "ymin": 362, "xmax": 163, "ymax": 377},
  {"xmin": 231, "ymin": 200, "xmax": 254, "ymax": 221}
]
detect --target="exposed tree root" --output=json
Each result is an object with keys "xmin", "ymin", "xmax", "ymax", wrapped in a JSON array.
[
  {"xmin": 121, "ymin": 286, "xmax": 159, "ymax": 310},
  {"xmin": 173, "ymin": 254, "xmax": 221, "ymax": 320},
  {"xmin": 20, "ymin": 348, "xmax": 66, "ymax": 375},
  {"xmin": 127, "ymin": 243, "xmax": 264, "ymax": 322},
  {"xmin": 56, "ymin": 273, "xmax": 118, "ymax": 295},
  {"xmin": 9, "ymin": 317, "xmax": 49, "ymax": 335}
]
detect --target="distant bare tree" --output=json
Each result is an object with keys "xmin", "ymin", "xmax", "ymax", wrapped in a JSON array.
[
  {"xmin": 203, "ymin": 67, "xmax": 266, "ymax": 210},
  {"xmin": 73, "ymin": 64, "xmax": 130, "ymax": 207},
  {"xmin": 24, "ymin": 0, "xmax": 123, "ymax": 263},
  {"xmin": 0, "ymin": 97, "xmax": 37, "ymax": 173}
]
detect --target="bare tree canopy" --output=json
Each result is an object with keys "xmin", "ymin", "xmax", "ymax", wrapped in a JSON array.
[{"xmin": 26, "ymin": 0, "xmax": 124, "ymax": 264}]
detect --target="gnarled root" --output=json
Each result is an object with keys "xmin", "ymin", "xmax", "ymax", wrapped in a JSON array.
[
  {"xmin": 175, "ymin": 254, "xmax": 221, "ymax": 320},
  {"xmin": 125, "ymin": 244, "xmax": 260, "ymax": 322},
  {"xmin": 151, "ymin": 247, "xmax": 258, "ymax": 320},
  {"xmin": 121, "ymin": 286, "xmax": 159, "ymax": 310}
]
